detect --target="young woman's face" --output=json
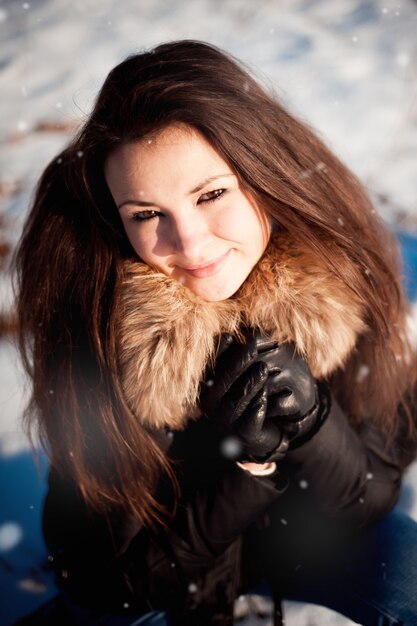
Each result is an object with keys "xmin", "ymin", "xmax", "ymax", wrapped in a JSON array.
[{"xmin": 105, "ymin": 125, "xmax": 271, "ymax": 301}]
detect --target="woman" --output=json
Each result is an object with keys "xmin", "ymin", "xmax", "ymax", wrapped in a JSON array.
[{"xmin": 14, "ymin": 40, "xmax": 417, "ymax": 626}]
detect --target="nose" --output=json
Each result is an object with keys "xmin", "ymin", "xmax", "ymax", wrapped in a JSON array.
[{"xmin": 170, "ymin": 212, "xmax": 211, "ymax": 259}]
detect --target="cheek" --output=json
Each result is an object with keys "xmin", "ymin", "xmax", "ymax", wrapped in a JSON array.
[
  {"xmin": 123, "ymin": 223, "xmax": 155, "ymax": 262},
  {"xmin": 215, "ymin": 200, "xmax": 267, "ymax": 247}
]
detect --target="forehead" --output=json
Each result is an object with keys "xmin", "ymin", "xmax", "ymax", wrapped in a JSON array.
[{"xmin": 106, "ymin": 124, "xmax": 231, "ymax": 187}]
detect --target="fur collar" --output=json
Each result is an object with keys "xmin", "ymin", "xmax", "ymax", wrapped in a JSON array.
[{"xmin": 116, "ymin": 233, "xmax": 366, "ymax": 430}]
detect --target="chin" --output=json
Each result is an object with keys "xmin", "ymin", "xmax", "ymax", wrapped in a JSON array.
[{"xmin": 186, "ymin": 279, "xmax": 243, "ymax": 302}]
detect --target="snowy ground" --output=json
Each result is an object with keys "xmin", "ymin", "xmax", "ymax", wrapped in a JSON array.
[{"xmin": 1, "ymin": 1, "xmax": 417, "ymax": 625}]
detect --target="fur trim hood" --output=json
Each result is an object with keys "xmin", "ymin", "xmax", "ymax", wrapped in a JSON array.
[{"xmin": 116, "ymin": 234, "xmax": 366, "ymax": 430}]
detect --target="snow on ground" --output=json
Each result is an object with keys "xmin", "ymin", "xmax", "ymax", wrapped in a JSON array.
[{"xmin": 1, "ymin": 1, "xmax": 417, "ymax": 625}]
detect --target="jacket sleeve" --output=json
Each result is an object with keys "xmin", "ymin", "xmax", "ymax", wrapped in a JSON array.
[
  {"xmin": 42, "ymin": 418, "xmax": 287, "ymax": 611},
  {"xmin": 282, "ymin": 387, "xmax": 403, "ymax": 529}
]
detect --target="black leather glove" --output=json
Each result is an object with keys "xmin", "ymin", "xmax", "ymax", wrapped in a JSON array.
[
  {"xmin": 199, "ymin": 330, "xmax": 326, "ymax": 463},
  {"xmin": 253, "ymin": 333, "xmax": 321, "ymax": 441},
  {"xmin": 199, "ymin": 332, "xmax": 290, "ymax": 463}
]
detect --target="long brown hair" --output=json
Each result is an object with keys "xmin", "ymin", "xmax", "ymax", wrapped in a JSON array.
[{"xmin": 13, "ymin": 40, "xmax": 417, "ymax": 526}]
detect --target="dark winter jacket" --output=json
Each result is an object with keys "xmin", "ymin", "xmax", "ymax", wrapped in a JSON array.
[
  {"xmin": 41, "ymin": 233, "xmax": 415, "ymax": 625},
  {"xmin": 43, "ymin": 398, "xmax": 405, "ymax": 626}
]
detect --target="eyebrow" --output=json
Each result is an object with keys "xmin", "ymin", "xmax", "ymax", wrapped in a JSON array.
[{"xmin": 117, "ymin": 173, "xmax": 234, "ymax": 210}]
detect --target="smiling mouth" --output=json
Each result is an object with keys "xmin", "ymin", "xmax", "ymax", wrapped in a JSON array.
[{"xmin": 180, "ymin": 250, "xmax": 231, "ymax": 278}]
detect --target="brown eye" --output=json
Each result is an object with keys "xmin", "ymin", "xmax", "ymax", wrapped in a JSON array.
[
  {"xmin": 131, "ymin": 210, "xmax": 161, "ymax": 221},
  {"xmin": 198, "ymin": 188, "xmax": 226, "ymax": 204}
]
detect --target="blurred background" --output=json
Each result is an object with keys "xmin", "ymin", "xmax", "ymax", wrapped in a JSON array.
[{"xmin": 1, "ymin": 1, "xmax": 417, "ymax": 624}]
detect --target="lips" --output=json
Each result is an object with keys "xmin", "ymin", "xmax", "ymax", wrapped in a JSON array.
[{"xmin": 180, "ymin": 249, "xmax": 231, "ymax": 279}]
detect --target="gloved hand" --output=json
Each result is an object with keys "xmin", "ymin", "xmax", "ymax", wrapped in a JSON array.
[
  {"xmin": 253, "ymin": 333, "xmax": 320, "ymax": 440},
  {"xmin": 199, "ymin": 332, "xmax": 286, "ymax": 463},
  {"xmin": 199, "ymin": 330, "xmax": 324, "ymax": 463}
]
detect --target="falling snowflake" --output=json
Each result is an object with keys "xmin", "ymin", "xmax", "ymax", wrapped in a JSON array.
[
  {"xmin": 366, "ymin": 472, "xmax": 373, "ymax": 480},
  {"xmin": 205, "ymin": 379, "xmax": 214, "ymax": 387},
  {"xmin": 0, "ymin": 522, "xmax": 23, "ymax": 552},
  {"xmin": 299, "ymin": 479, "xmax": 308, "ymax": 490},
  {"xmin": 337, "ymin": 217, "xmax": 345, "ymax": 227},
  {"xmin": 188, "ymin": 582, "xmax": 198, "ymax": 593},
  {"xmin": 280, "ymin": 518, "xmax": 288, "ymax": 526},
  {"xmin": 356, "ymin": 364, "xmax": 370, "ymax": 383},
  {"xmin": 397, "ymin": 52, "xmax": 409, "ymax": 67},
  {"xmin": 220, "ymin": 436, "xmax": 242, "ymax": 460}
]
